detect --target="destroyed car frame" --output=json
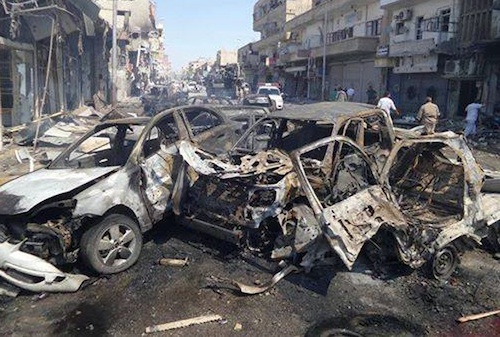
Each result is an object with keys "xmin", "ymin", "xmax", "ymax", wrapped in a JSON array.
[
  {"xmin": 0, "ymin": 105, "xmax": 239, "ymax": 292},
  {"xmin": 175, "ymin": 103, "xmax": 500, "ymax": 280}
]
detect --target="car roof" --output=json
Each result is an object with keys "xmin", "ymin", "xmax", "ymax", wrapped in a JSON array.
[
  {"xmin": 271, "ymin": 102, "xmax": 380, "ymax": 122},
  {"xmin": 213, "ymin": 105, "xmax": 269, "ymax": 117},
  {"xmin": 98, "ymin": 117, "xmax": 151, "ymax": 127}
]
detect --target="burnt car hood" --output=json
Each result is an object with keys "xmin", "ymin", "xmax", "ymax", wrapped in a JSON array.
[{"xmin": 0, "ymin": 167, "xmax": 119, "ymax": 215}]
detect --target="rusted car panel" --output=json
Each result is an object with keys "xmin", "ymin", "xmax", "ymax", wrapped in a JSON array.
[
  {"xmin": 321, "ymin": 185, "xmax": 406, "ymax": 270},
  {"xmin": 291, "ymin": 131, "xmax": 500, "ymax": 276}
]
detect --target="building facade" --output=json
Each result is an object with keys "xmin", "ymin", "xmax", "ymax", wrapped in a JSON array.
[
  {"xmin": 239, "ymin": 0, "xmax": 313, "ymax": 91},
  {"xmin": 376, "ymin": 0, "xmax": 460, "ymax": 117},
  {"xmin": 244, "ymin": 0, "xmax": 500, "ymax": 118}
]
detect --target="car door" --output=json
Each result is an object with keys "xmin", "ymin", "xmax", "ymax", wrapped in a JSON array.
[
  {"xmin": 137, "ymin": 114, "xmax": 183, "ymax": 222},
  {"xmin": 181, "ymin": 106, "xmax": 237, "ymax": 154},
  {"xmin": 293, "ymin": 136, "xmax": 406, "ymax": 270}
]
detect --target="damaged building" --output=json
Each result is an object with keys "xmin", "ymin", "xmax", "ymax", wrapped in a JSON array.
[{"xmin": 0, "ymin": 0, "xmax": 166, "ymax": 128}]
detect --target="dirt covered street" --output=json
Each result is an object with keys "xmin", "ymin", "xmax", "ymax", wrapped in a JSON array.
[
  {"xmin": 0, "ymin": 221, "xmax": 499, "ymax": 336},
  {"xmin": 0, "ymin": 128, "xmax": 499, "ymax": 336}
]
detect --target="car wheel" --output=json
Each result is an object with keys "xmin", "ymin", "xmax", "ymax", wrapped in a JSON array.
[
  {"xmin": 431, "ymin": 245, "xmax": 458, "ymax": 280},
  {"xmin": 80, "ymin": 214, "xmax": 142, "ymax": 274}
]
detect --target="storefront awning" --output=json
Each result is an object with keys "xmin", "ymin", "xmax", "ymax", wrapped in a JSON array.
[{"xmin": 285, "ymin": 66, "xmax": 306, "ymax": 73}]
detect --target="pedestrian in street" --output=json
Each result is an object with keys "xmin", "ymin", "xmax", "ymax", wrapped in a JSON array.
[
  {"xmin": 464, "ymin": 101, "xmax": 483, "ymax": 137},
  {"xmin": 346, "ymin": 87, "xmax": 355, "ymax": 101},
  {"xmin": 366, "ymin": 85, "xmax": 377, "ymax": 104},
  {"xmin": 336, "ymin": 87, "xmax": 347, "ymax": 102},
  {"xmin": 377, "ymin": 91, "xmax": 399, "ymax": 121},
  {"xmin": 416, "ymin": 96, "xmax": 440, "ymax": 135}
]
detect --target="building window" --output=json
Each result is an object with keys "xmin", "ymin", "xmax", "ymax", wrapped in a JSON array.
[
  {"xmin": 440, "ymin": 8, "xmax": 451, "ymax": 32},
  {"xmin": 366, "ymin": 19, "xmax": 382, "ymax": 36},
  {"xmin": 395, "ymin": 22, "xmax": 407, "ymax": 35},
  {"xmin": 326, "ymin": 27, "xmax": 354, "ymax": 44},
  {"xmin": 416, "ymin": 16, "xmax": 424, "ymax": 40}
]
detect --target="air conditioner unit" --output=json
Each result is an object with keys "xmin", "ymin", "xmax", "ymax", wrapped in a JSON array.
[
  {"xmin": 394, "ymin": 9, "xmax": 413, "ymax": 21},
  {"xmin": 444, "ymin": 60, "xmax": 460, "ymax": 75}
]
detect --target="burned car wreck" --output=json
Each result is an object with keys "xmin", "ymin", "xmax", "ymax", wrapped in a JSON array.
[
  {"xmin": 0, "ymin": 105, "xmax": 239, "ymax": 292},
  {"xmin": 174, "ymin": 103, "xmax": 500, "ymax": 284},
  {"xmin": 0, "ymin": 102, "xmax": 499, "ymax": 293}
]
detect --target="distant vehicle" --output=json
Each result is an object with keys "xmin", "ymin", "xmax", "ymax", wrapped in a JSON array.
[
  {"xmin": 256, "ymin": 83, "xmax": 283, "ymax": 110},
  {"xmin": 242, "ymin": 94, "xmax": 274, "ymax": 110},
  {"xmin": 186, "ymin": 81, "xmax": 199, "ymax": 92},
  {"xmin": 186, "ymin": 96, "xmax": 234, "ymax": 106}
]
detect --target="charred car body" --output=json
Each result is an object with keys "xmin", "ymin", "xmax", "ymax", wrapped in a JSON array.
[
  {"xmin": 175, "ymin": 102, "xmax": 500, "ymax": 280},
  {"xmin": 1, "ymin": 102, "xmax": 499, "ymax": 292},
  {"xmin": 0, "ymin": 105, "xmax": 239, "ymax": 292}
]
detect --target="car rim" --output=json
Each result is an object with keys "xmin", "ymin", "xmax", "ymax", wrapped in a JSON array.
[
  {"xmin": 433, "ymin": 246, "xmax": 457, "ymax": 280},
  {"xmin": 97, "ymin": 224, "xmax": 137, "ymax": 267}
]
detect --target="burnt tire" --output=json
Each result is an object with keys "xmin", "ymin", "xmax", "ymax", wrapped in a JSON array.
[
  {"xmin": 431, "ymin": 245, "xmax": 459, "ymax": 281},
  {"xmin": 80, "ymin": 214, "xmax": 142, "ymax": 274}
]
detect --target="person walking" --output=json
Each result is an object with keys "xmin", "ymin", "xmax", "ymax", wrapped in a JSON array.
[
  {"xmin": 464, "ymin": 101, "xmax": 483, "ymax": 137},
  {"xmin": 336, "ymin": 87, "xmax": 347, "ymax": 102},
  {"xmin": 417, "ymin": 97, "xmax": 440, "ymax": 134},
  {"xmin": 377, "ymin": 91, "xmax": 399, "ymax": 121},
  {"xmin": 346, "ymin": 87, "xmax": 355, "ymax": 101},
  {"xmin": 366, "ymin": 85, "xmax": 377, "ymax": 104}
]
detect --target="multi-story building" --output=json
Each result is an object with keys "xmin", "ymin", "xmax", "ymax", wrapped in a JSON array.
[
  {"xmin": 282, "ymin": 0, "xmax": 383, "ymax": 101},
  {"xmin": 0, "ymin": 0, "xmax": 103, "ymax": 126},
  {"xmin": 376, "ymin": 0, "xmax": 461, "ymax": 116},
  {"xmin": 239, "ymin": 0, "xmax": 313, "ymax": 90},
  {"xmin": 243, "ymin": 0, "xmax": 500, "ymax": 117},
  {"xmin": 95, "ymin": 0, "xmax": 163, "ymax": 99},
  {"xmin": 447, "ymin": 0, "xmax": 500, "ymax": 117}
]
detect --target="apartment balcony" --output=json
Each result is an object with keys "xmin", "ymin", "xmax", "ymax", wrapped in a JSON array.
[
  {"xmin": 388, "ymin": 38, "xmax": 436, "ymax": 57},
  {"xmin": 251, "ymin": 32, "xmax": 285, "ymax": 51},
  {"xmin": 285, "ymin": 0, "xmax": 373, "ymax": 31},
  {"xmin": 309, "ymin": 36, "xmax": 379, "ymax": 59},
  {"xmin": 253, "ymin": 0, "xmax": 287, "ymax": 32},
  {"xmin": 380, "ymin": 0, "xmax": 413, "ymax": 9}
]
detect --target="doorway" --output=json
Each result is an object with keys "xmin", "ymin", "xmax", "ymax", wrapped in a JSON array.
[{"xmin": 458, "ymin": 81, "xmax": 479, "ymax": 117}]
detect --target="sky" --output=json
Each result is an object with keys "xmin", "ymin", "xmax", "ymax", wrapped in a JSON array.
[{"xmin": 156, "ymin": 1, "xmax": 260, "ymax": 71}]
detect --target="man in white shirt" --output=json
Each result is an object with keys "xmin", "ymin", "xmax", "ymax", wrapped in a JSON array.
[
  {"xmin": 346, "ymin": 87, "xmax": 355, "ymax": 101},
  {"xmin": 377, "ymin": 91, "xmax": 399, "ymax": 122},
  {"xmin": 464, "ymin": 101, "xmax": 483, "ymax": 137}
]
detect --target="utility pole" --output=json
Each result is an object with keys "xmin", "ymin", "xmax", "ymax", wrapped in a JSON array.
[
  {"xmin": 111, "ymin": 0, "xmax": 118, "ymax": 106},
  {"xmin": 321, "ymin": 10, "xmax": 327, "ymax": 101}
]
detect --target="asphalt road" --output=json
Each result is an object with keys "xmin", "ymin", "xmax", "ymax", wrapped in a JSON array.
[{"xmin": 1, "ymin": 223, "xmax": 500, "ymax": 336}]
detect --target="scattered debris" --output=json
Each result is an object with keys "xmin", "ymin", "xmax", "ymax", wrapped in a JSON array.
[
  {"xmin": 145, "ymin": 314, "xmax": 223, "ymax": 333},
  {"xmin": 158, "ymin": 257, "xmax": 189, "ymax": 267},
  {"xmin": 457, "ymin": 309, "xmax": 500, "ymax": 323},
  {"xmin": 233, "ymin": 265, "xmax": 300, "ymax": 295}
]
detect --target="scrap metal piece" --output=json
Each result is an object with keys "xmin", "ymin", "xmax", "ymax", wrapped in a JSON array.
[
  {"xmin": 0, "ymin": 241, "xmax": 88, "ymax": 293},
  {"xmin": 158, "ymin": 257, "xmax": 189, "ymax": 267},
  {"xmin": 233, "ymin": 264, "xmax": 299, "ymax": 295},
  {"xmin": 145, "ymin": 314, "xmax": 223, "ymax": 333},
  {"xmin": 457, "ymin": 309, "xmax": 500, "ymax": 323}
]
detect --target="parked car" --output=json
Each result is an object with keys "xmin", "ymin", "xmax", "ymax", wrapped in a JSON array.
[
  {"xmin": 256, "ymin": 83, "xmax": 284, "ymax": 110},
  {"xmin": 0, "ymin": 105, "xmax": 239, "ymax": 292}
]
